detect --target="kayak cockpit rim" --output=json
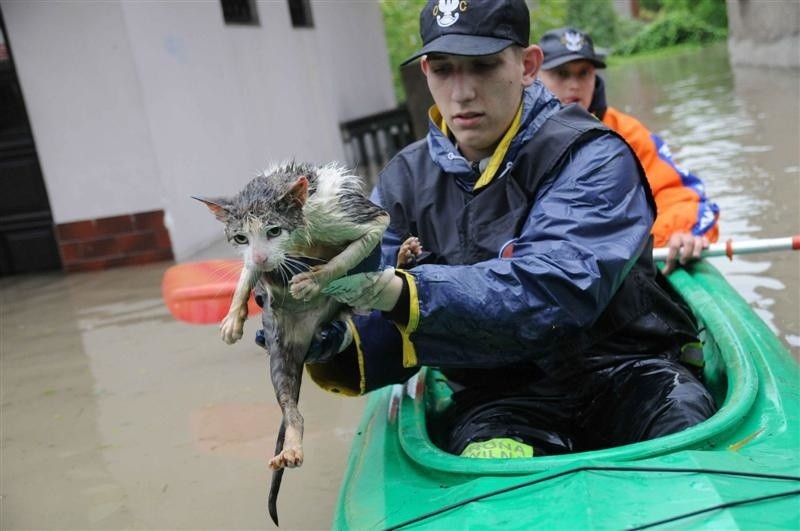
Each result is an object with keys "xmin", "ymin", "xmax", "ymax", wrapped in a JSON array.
[{"xmin": 396, "ymin": 264, "xmax": 764, "ymax": 475}]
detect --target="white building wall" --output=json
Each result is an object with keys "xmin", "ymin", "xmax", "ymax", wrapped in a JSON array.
[
  {"xmin": 1, "ymin": 1, "xmax": 163, "ymax": 226},
  {"xmin": 1, "ymin": 0, "xmax": 396, "ymax": 260},
  {"xmin": 726, "ymin": 0, "xmax": 800, "ymax": 68}
]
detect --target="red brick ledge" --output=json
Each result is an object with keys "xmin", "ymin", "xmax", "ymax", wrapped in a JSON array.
[{"xmin": 56, "ymin": 210, "xmax": 174, "ymax": 273}]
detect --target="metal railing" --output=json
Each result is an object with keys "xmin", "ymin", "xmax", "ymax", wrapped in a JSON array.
[{"xmin": 340, "ymin": 105, "xmax": 414, "ymax": 189}]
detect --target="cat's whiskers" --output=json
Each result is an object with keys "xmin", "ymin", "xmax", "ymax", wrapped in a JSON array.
[
  {"xmin": 209, "ymin": 263, "xmax": 241, "ymax": 281},
  {"xmin": 206, "ymin": 262, "xmax": 248, "ymax": 298},
  {"xmin": 283, "ymin": 256, "xmax": 326, "ymax": 295},
  {"xmin": 285, "ymin": 252, "xmax": 326, "ymax": 262},
  {"xmin": 275, "ymin": 262, "xmax": 293, "ymax": 306},
  {"xmin": 282, "ymin": 256, "xmax": 318, "ymax": 270}
]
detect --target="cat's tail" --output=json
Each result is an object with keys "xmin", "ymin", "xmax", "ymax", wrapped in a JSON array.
[{"xmin": 268, "ymin": 420, "xmax": 286, "ymax": 526}]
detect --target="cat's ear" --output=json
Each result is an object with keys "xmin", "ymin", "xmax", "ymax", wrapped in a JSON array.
[
  {"xmin": 287, "ymin": 175, "xmax": 309, "ymax": 207},
  {"xmin": 192, "ymin": 196, "xmax": 232, "ymax": 222}
]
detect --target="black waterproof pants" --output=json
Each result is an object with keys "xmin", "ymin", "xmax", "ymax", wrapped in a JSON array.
[{"xmin": 443, "ymin": 354, "xmax": 717, "ymax": 456}]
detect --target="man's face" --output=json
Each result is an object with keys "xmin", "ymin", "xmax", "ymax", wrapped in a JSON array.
[
  {"xmin": 539, "ymin": 60, "xmax": 596, "ymax": 110},
  {"xmin": 421, "ymin": 47, "xmax": 537, "ymax": 161}
]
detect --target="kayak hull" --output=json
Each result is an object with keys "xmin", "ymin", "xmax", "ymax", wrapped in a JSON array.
[{"xmin": 332, "ymin": 262, "xmax": 800, "ymax": 529}]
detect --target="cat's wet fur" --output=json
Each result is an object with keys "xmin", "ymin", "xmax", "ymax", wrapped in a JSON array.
[{"xmin": 195, "ymin": 161, "xmax": 388, "ymax": 525}]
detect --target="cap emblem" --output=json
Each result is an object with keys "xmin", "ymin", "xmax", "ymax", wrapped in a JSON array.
[
  {"xmin": 562, "ymin": 30, "xmax": 585, "ymax": 52},
  {"xmin": 433, "ymin": 0, "xmax": 467, "ymax": 28}
]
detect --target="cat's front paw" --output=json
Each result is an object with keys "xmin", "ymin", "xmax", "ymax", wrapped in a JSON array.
[
  {"xmin": 397, "ymin": 236, "xmax": 422, "ymax": 267},
  {"xmin": 220, "ymin": 311, "xmax": 245, "ymax": 344},
  {"xmin": 289, "ymin": 271, "xmax": 322, "ymax": 300}
]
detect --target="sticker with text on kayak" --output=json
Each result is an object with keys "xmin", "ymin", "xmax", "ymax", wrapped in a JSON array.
[{"xmin": 461, "ymin": 437, "xmax": 534, "ymax": 459}]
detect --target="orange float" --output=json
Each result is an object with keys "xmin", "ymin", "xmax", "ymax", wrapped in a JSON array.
[{"xmin": 161, "ymin": 260, "xmax": 260, "ymax": 324}]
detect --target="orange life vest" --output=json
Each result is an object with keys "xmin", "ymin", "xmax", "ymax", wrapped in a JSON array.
[{"xmin": 602, "ymin": 106, "xmax": 719, "ymax": 247}]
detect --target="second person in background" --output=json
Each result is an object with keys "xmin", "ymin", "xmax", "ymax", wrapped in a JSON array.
[{"xmin": 538, "ymin": 27, "xmax": 720, "ymax": 274}]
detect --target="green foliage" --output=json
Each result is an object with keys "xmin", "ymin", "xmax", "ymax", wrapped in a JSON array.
[
  {"xmin": 529, "ymin": 0, "xmax": 568, "ymax": 43},
  {"xmin": 639, "ymin": 0, "xmax": 663, "ymax": 11},
  {"xmin": 661, "ymin": 0, "xmax": 692, "ymax": 11},
  {"xmin": 661, "ymin": 0, "xmax": 727, "ymax": 27},
  {"xmin": 564, "ymin": 0, "xmax": 618, "ymax": 48},
  {"xmin": 614, "ymin": 11, "xmax": 727, "ymax": 56},
  {"xmin": 380, "ymin": 0, "xmax": 426, "ymax": 101},
  {"xmin": 616, "ymin": 15, "xmax": 647, "ymax": 44},
  {"xmin": 693, "ymin": 0, "xmax": 728, "ymax": 28}
]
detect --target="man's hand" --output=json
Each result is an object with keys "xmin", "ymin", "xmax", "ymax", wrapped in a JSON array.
[
  {"xmin": 305, "ymin": 320, "xmax": 353, "ymax": 364},
  {"xmin": 257, "ymin": 319, "xmax": 353, "ymax": 364},
  {"xmin": 322, "ymin": 268, "xmax": 403, "ymax": 312},
  {"xmin": 661, "ymin": 232, "xmax": 709, "ymax": 275}
]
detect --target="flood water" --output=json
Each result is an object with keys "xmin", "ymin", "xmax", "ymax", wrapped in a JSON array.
[
  {"xmin": 0, "ymin": 245, "xmax": 366, "ymax": 530},
  {"xmin": 1, "ymin": 45, "xmax": 798, "ymax": 530},
  {"xmin": 604, "ymin": 43, "xmax": 800, "ymax": 357}
]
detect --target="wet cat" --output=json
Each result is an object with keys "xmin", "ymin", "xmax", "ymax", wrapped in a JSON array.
[{"xmin": 194, "ymin": 161, "xmax": 388, "ymax": 525}]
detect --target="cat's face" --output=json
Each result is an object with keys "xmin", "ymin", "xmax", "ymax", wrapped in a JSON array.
[
  {"xmin": 195, "ymin": 173, "xmax": 309, "ymax": 275},
  {"xmin": 225, "ymin": 212, "xmax": 297, "ymax": 273}
]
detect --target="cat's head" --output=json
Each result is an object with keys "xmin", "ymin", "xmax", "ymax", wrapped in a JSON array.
[{"xmin": 194, "ymin": 173, "xmax": 309, "ymax": 273}]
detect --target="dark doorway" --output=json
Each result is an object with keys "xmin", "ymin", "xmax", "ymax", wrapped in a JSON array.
[{"xmin": 0, "ymin": 7, "xmax": 61, "ymax": 276}]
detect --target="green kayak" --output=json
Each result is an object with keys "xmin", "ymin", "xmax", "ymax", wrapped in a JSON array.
[{"xmin": 332, "ymin": 261, "xmax": 800, "ymax": 529}]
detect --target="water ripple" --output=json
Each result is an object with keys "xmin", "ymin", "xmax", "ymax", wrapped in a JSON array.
[{"xmin": 605, "ymin": 44, "xmax": 800, "ymax": 356}]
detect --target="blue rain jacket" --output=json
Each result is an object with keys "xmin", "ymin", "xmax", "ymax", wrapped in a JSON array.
[{"xmin": 306, "ymin": 82, "xmax": 688, "ymax": 395}]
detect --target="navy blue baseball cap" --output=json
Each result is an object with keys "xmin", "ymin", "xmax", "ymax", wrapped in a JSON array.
[
  {"xmin": 402, "ymin": 0, "xmax": 530, "ymax": 65},
  {"xmin": 539, "ymin": 27, "xmax": 606, "ymax": 70}
]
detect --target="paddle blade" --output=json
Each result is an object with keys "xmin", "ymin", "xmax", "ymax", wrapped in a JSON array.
[{"xmin": 161, "ymin": 260, "xmax": 261, "ymax": 324}]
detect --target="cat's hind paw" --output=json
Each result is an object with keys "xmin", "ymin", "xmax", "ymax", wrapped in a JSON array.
[{"xmin": 268, "ymin": 446, "xmax": 304, "ymax": 469}]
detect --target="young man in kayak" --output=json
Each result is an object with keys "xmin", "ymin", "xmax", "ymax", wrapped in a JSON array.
[
  {"xmin": 537, "ymin": 27, "xmax": 720, "ymax": 275},
  {"xmin": 301, "ymin": 0, "xmax": 716, "ymax": 458}
]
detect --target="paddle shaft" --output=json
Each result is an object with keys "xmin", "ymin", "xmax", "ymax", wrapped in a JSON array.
[
  {"xmin": 163, "ymin": 235, "xmax": 799, "ymax": 324},
  {"xmin": 653, "ymin": 235, "xmax": 800, "ymax": 261}
]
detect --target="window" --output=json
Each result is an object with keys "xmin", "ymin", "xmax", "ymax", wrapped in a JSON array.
[
  {"xmin": 220, "ymin": 0, "xmax": 259, "ymax": 26},
  {"xmin": 288, "ymin": 0, "xmax": 314, "ymax": 28}
]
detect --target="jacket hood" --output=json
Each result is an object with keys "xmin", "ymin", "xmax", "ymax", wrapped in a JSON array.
[
  {"xmin": 588, "ymin": 75, "xmax": 608, "ymax": 120},
  {"xmin": 426, "ymin": 80, "xmax": 562, "ymax": 190}
]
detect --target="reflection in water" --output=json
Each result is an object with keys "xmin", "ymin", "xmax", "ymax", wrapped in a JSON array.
[
  {"xmin": 1, "ymin": 274, "xmax": 130, "ymax": 527},
  {"xmin": 1, "ymin": 263, "xmax": 365, "ymax": 529},
  {"xmin": 604, "ymin": 44, "xmax": 800, "ymax": 356}
]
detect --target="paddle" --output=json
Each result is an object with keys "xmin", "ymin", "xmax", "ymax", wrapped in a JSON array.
[
  {"xmin": 162, "ymin": 235, "xmax": 800, "ymax": 324},
  {"xmin": 652, "ymin": 235, "xmax": 800, "ymax": 261}
]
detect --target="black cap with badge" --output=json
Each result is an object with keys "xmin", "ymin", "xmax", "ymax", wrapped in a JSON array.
[
  {"xmin": 401, "ymin": 0, "xmax": 530, "ymax": 65},
  {"xmin": 539, "ymin": 27, "xmax": 607, "ymax": 70}
]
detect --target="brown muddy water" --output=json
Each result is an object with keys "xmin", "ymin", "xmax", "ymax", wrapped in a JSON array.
[
  {"xmin": 604, "ymin": 43, "xmax": 799, "ymax": 357},
  {"xmin": 1, "ymin": 238, "xmax": 365, "ymax": 530},
  {"xmin": 1, "ymin": 44, "xmax": 798, "ymax": 530}
]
